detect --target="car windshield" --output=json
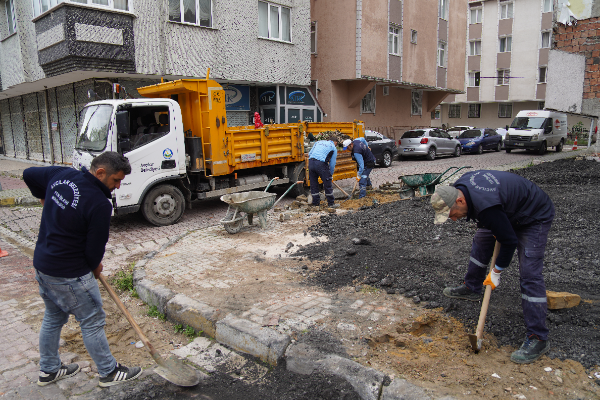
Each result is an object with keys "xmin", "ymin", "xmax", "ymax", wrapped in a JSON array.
[
  {"xmin": 510, "ymin": 117, "xmax": 546, "ymax": 130},
  {"xmin": 459, "ymin": 129, "xmax": 482, "ymax": 139},
  {"xmin": 402, "ymin": 130, "xmax": 425, "ymax": 138},
  {"xmin": 76, "ymin": 105, "xmax": 113, "ymax": 151}
]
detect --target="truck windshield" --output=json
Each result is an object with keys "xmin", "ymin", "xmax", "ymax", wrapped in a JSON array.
[
  {"xmin": 75, "ymin": 105, "xmax": 113, "ymax": 151},
  {"xmin": 510, "ymin": 117, "xmax": 546, "ymax": 130}
]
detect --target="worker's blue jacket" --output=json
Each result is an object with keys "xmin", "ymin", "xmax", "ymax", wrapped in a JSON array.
[{"xmin": 308, "ymin": 140, "xmax": 337, "ymax": 175}]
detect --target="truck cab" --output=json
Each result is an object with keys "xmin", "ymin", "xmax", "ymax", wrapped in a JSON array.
[{"xmin": 504, "ymin": 110, "xmax": 567, "ymax": 154}]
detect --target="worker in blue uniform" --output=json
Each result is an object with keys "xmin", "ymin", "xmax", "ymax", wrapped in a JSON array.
[
  {"xmin": 308, "ymin": 136, "xmax": 339, "ymax": 208},
  {"xmin": 430, "ymin": 170, "xmax": 555, "ymax": 364},
  {"xmin": 343, "ymin": 138, "xmax": 376, "ymax": 198}
]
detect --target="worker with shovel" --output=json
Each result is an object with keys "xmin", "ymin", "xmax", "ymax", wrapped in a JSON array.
[
  {"xmin": 342, "ymin": 138, "xmax": 376, "ymax": 198},
  {"xmin": 308, "ymin": 135, "xmax": 340, "ymax": 208},
  {"xmin": 430, "ymin": 170, "xmax": 555, "ymax": 364},
  {"xmin": 23, "ymin": 152, "xmax": 143, "ymax": 387}
]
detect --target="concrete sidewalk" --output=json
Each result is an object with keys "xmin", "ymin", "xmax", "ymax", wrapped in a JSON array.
[{"xmin": 0, "ymin": 157, "xmax": 49, "ymax": 207}]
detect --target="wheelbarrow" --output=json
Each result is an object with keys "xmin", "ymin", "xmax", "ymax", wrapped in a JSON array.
[
  {"xmin": 219, "ymin": 178, "xmax": 301, "ymax": 234},
  {"xmin": 398, "ymin": 166, "xmax": 472, "ymax": 199}
]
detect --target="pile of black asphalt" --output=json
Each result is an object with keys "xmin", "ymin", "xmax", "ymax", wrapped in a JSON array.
[{"xmin": 296, "ymin": 157, "xmax": 600, "ymax": 369}]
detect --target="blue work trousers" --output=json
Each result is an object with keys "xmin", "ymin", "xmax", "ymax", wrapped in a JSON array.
[
  {"xmin": 309, "ymin": 159, "xmax": 335, "ymax": 206},
  {"xmin": 36, "ymin": 270, "xmax": 117, "ymax": 376},
  {"xmin": 358, "ymin": 167, "xmax": 373, "ymax": 198},
  {"xmin": 464, "ymin": 221, "xmax": 553, "ymax": 340}
]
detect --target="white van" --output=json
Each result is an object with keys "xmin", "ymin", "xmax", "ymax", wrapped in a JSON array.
[{"xmin": 505, "ymin": 110, "xmax": 567, "ymax": 154}]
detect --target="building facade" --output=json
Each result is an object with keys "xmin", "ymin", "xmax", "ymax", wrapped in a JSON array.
[
  {"xmin": 310, "ymin": 0, "xmax": 468, "ymax": 143},
  {"xmin": 0, "ymin": 0, "xmax": 314, "ymax": 164},
  {"xmin": 439, "ymin": 0, "xmax": 554, "ymax": 130}
]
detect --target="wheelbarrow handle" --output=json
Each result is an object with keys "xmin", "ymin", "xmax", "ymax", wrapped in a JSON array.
[
  {"xmin": 264, "ymin": 177, "xmax": 280, "ymax": 192},
  {"xmin": 437, "ymin": 166, "xmax": 472, "ymax": 184},
  {"xmin": 271, "ymin": 181, "xmax": 302, "ymax": 210}
]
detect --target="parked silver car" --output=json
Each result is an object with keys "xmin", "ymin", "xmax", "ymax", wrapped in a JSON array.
[{"xmin": 398, "ymin": 128, "xmax": 462, "ymax": 161}]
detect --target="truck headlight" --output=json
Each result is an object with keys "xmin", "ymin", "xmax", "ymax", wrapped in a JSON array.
[
  {"xmin": 531, "ymin": 134, "xmax": 538, "ymax": 141},
  {"xmin": 505, "ymin": 134, "xmax": 510, "ymax": 141}
]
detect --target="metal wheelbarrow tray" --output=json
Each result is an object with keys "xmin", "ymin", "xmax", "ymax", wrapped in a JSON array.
[
  {"xmin": 219, "ymin": 179, "xmax": 299, "ymax": 234},
  {"xmin": 399, "ymin": 166, "xmax": 471, "ymax": 198}
]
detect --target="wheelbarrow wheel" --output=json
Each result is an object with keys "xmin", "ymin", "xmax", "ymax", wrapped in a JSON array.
[{"xmin": 224, "ymin": 218, "xmax": 244, "ymax": 234}]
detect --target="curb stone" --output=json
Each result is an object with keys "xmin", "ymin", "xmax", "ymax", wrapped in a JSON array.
[{"xmin": 132, "ymin": 229, "xmax": 460, "ymax": 400}]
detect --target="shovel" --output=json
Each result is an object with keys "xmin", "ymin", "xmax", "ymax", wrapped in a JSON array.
[
  {"xmin": 332, "ymin": 180, "xmax": 350, "ymax": 198},
  {"xmin": 98, "ymin": 274, "xmax": 200, "ymax": 387},
  {"xmin": 468, "ymin": 241, "xmax": 501, "ymax": 353},
  {"xmin": 344, "ymin": 180, "xmax": 359, "ymax": 201}
]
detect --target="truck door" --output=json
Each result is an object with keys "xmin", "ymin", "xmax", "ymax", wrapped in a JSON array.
[{"xmin": 114, "ymin": 104, "xmax": 179, "ymax": 208}]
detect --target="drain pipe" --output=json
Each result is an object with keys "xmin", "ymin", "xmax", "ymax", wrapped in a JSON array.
[{"xmin": 44, "ymin": 87, "xmax": 55, "ymax": 165}]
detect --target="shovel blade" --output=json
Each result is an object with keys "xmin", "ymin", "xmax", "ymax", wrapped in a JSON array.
[
  {"xmin": 152, "ymin": 353, "xmax": 200, "ymax": 387},
  {"xmin": 468, "ymin": 333, "xmax": 482, "ymax": 353}
]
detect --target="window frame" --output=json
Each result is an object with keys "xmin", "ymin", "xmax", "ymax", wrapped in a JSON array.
[
  {"xmin": 168, "ymin": 0, "xmax": 213, "ymax": 27},
  {"xmin": 389, "ymin": 25, "xmax": 400, "ymax": 55},
  {"xmin": 470, "ymin": 40, "xmax": 481, "ymax": 56},
  {"xmin": 6, "ymin": 0, "xmax": 16, "ymax": 35},
  {"xmin": 500, "ymin": 1, "xmax": 513, "ymax": 19},
  {"xmin": 468, "ymin": 103, "xmax": 481, "ymax": 118},
  {"xmin": 470, "ymin": 7, "xmax": 482, "ymax": 24},
  {"xmin": 468, "ymin": 71, "xmax": 481, "ymax": 87},
  {"xmin": 311, "ymin": 21, "xmax": 317, "ymax": 54},
  {"xmin": 32, "ymin": 0, "xmax": 131, "ymax": 18},
  {"xmin": 498, "ymin": 103, "xmax": 513, "ymax": 118},
  {"xmin": 541, "ymin": 31, "xmax": 551, "ymax": 48},
  {"xmin": 411, "ymin": 89, "xmax": 423, "ymax": 116},
  {"xmin": 539, "ymin": 66, "xmax": 547, "ymax": 83},
  {"xmin": 258, "ymin": 1, "xmax": 292, "ymax": 43},
  {"xmin": 499, "ymin": 36, "xmax": 512, "ymax": 53},
  {"xmin": 448, "ymin": 104, "xmax": 461, "ymax": 118},
  {"xmin": 410, "ymin": 29, "xmax": 417, "ymax": 44},
  {"xmin": 497, "ymin": 69, "xmax": 510, "ymax": 85},
  {"xmin": 361, "ymin": 86, "xmax": 376, "ymax": 114},
  {"xmin": 438, "ymin": 41, "xmax": 446, "ymax": 67}
]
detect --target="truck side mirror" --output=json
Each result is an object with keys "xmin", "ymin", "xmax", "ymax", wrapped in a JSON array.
[{"xmin": 116, "ymin": 111, "xmax": 130, "ymax": 138}]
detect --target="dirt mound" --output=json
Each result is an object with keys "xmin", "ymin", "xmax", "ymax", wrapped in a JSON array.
[{"xmin": 296, "ymin": 158, "xmax": 600, "ymax": 370}]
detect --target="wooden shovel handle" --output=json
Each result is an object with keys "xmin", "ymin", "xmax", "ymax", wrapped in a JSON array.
[
  {"xmin": 475, "ymin": 241, "xmax": 501, "ymax": 339},
  {"xmin": 98, "ymin": 274, "xmax": 158, "ymax": 357},
  {"xmin": 332, "ymin": 181, "xmax": 349, "ymax": 198}
]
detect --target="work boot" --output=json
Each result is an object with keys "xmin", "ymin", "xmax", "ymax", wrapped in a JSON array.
[
  {"xmin": 442, "ymin": 284, "xmax": 482, "ymax": 301},
  {"xmin": 329, "ymin": 203, "xmax": 340, "ymax": 209},
  {"xmin": 510, "ymin": 335, "xmax": 550, "ymax": 364},
  {"xmin": 366, "ymin": 185, "xmax": 374, "ymax": 190},
  {"xmin": 38, "ymin": 363, "xmax": 80, "ymax": 386}
]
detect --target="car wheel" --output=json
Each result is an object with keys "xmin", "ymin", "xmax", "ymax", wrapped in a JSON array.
[
  {"xmin": 453, "ymin": 145, "xmax": 461, "ymax": 157},
  {"xmin": 538, "ymin": 141, "xmax": 547, "ymax": 155},
  {"xmin": 495, "ymin": 141, "xmax": 502, "ymax": 152},
  {"xmin": 556, "ymin": 140, "xmax": 563, "ymax": 152},
  {"xmin": 426, "ymin": 147, "xmax": 436, "ymax": 161},
  {"xmin": 506, "ymin": 148, "xmax": 512, "ymax": 153},
  {"xmin": 141, "ymin": 184, "xmax": 185, "ymax": 226},
  {"xmin": 477, "ymin": 145, "xmax": 483, "ymax": 155},
  {"xmin": 381, "ymin": 151, "xmax": 392, "ymax": 168}
]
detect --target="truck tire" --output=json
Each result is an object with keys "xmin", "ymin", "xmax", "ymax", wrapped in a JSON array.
[
  {"xmin": 289, "ymin": 162, "xmax": 310, "ymax": 197},
  {"xmin": 556, "ymin": 140, "xmax": 563, "ymax": 152},
  {"xmin": 141, "ymin": 184, "xmax": 185, "ymax": 226},
  {"xmin": 538, "ymin": 141, "xmax": 547, "ymax": 155}
]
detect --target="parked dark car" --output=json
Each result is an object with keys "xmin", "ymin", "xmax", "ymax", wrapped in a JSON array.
[
  {"xmin": 364, "ymin": 130, "xmax": 398, "ymax": 168},
  {"xmin": 458, "ymin": 128, "xmax": 503, "ymax": 154}
]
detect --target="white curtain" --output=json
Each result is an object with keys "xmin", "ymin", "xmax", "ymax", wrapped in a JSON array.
[
  {"xmin": 270, "ymin": 5, "xmax": 279, "ymax": 39},
  {"xmin": 258, "ymin": 1, "xmax": 268, "ymax": 37},
  {"xmin": 199, "ymin": 0, "xmax": 211, "ymax": 27},
  {"xmin": 183, "ymin": 0, "xmax": 196, "ymax": 23},
  {"xmin": 281, "ymin": 7, "xmax": 290, "ymax": 41},
  {"xmin": 114, "ymin": 0, "xmax": 128, "ymax": 10},
  {"xmin": 168, "ymin": 0, "xmax": 180, "ymax": 22}
]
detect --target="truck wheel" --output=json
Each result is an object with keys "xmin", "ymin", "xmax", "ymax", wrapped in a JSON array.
[
  {"xmin": 538, "ymin": 141, "xmax": 547, "ymax": 155},
  {"xmin": 289, "ymin": 163, "xmax": 309, "ymax": 197},
  {"xmin": 141, "ymin": 184, "xmax": 185, "ymax": 226},
  {"xmin": 506, "ymin": 149, "xmax": 512, "ymax": 153},
  {"xmin": 426, "ymin": 147, "xmax": 436, "ymax": 160},
  {"xmin": 556, "ymin": 140, "xmax": 563, "ymax": 152},
  {"xmin": 381, "ymin": 151, "xmax": 393, "ymax": 168}
]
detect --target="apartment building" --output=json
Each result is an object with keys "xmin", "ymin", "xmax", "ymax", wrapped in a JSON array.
[
  {"xmin": 439, "ymin": 0, "xmax": 554, "ymax": 130},
  {"xmin": 0, "ymin": 0, "xmax": 314, "ymax": 164},
  {"xmin": 310, "ymin": 0, "xmax": 467, "ymax": 142}
]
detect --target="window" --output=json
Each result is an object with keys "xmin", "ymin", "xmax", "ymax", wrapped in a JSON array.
[
  {"xmin": 258, "ymin": 1, "xmax": 291, "ymax": 42},
  {"xmin": 538, "ymin": 101, "xmax": 545, "ymax": 110},
  {"xmin": 498, "ymin": 103, "xmax": 512, "ymax": 118},
  {"xmin": 411, "ymin": 90, "xmax": 423, "ymax": 116},
  {"xmin": 383, "ymin": 86, "xmax": 389, "ymax": 96},
  {"xmin": 468, "ymin": 104, "xmax": 481, "ymax": 118},
  {"xmin": 6, "ymin": 0, "xmax": 16, "ymax": 35},
  {"xmin": 361, "ymin": 86, "xmax": 376, "ymax": 114},
  {"xmin": 439, "ymin": 0, "xmax": 447, "ymax": 19},
  {"xmin": 543, "ymin": 0, "xmax": 552, "ymax": 13},
  {"xmin": 497, "ymin": 69, "xmax": 510, "ymax": 85},
  {"xmin": 431, "ymin": 107, "xmax": 441, "ymax": 120},
  {"xmin": 499, "ymin": 36, "xmax": 512, "ymax": 52},
  {"xmin": 389, "ymin": 25, "xmax": 400, "ymax": 55},
  {"xmin": 168, "ymin": 0, "xmax": 212, "ymax": 27},
  {"xmin": 411, "ymin": 29, "xmax": 417, "ymax": 44},
  {"xmin": 469, "ymin": 71, "xmax": 481, "ymax": 87},
  {"xmin": 500, "ymin": 2, "xmax": 513, "ymax": 19},
  {"xmin": 541, "ymin": 31, "xmax": 551, "ymax": 48},
  {"xmin": 470, "ymin": 7, "xmax": 482, "ymax": 24},
  {"xmin": 438, "ymin": 41, "xmax": 446, "ymax": 67},
  {"xmin": 470, "ymin": 40, "xmax": 481, "ymax": 55},
  {"xmin": 539, "ymin": 66, "xmax": 547, "ymax": 83},
  {"xmin": 32, "ymin": 0, "xmax": 129, "ymax": 17},
  {"xmin": 449, "ymin": 104, "xmax": 461, "ymax": 118},
  {"xmin": 311, "ymin": 21, "xmax": 317, "ymax": 54}
]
